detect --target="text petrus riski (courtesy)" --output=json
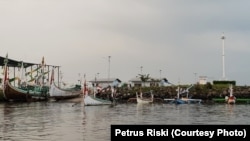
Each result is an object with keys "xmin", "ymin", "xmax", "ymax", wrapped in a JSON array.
[
  {"xmin": 114, "ymin": 128, "xmax": 247, "ymax": 138},
  {"xmin": 115, "ymin": 129, "xmax": 169, "ymax": 137}
]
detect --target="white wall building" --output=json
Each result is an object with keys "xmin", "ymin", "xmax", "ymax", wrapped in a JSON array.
[{"xmin": 198, "ymin": 76, "xmax": 207, "ymax": 85}]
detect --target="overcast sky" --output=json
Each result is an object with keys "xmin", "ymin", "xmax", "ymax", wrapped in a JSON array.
[{"xmin": 1, "ymin": 0, "xmax": 250, "ymax": 86}]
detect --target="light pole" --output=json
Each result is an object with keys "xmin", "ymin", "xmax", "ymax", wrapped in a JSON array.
[
  {"xmin": 96, "ymin": 73, "xmax": 99, "ymax": 79},
  {"xmin": 140, "ymin": 66, "xmax": 143, "ymax": 74},
  {"xmin": 159, "ymin": 69, "xmax": 162, "ymax": 79},
  {"xmin": 221, "ymin": 33, "xmax": 226, "ymax": 80},
  {"xmin": 108, "ymin": 56, "xmax": 111, "ymax": 83}
]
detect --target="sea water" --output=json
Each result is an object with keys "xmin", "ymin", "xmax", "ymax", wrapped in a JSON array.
[{"xmin": 0, "ymin": 101, "xmax": 249, "ymax": 141}]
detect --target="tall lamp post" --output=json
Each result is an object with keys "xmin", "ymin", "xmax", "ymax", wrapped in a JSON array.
[
  {"xmin": 108, "ymin": 56, "xmax": 111, "ymax": 84},
  {"xmin": 221, "ymin": 33, "xmax": 226, "ymax": 80},
  {"xmin": 140, "ymin": 66, "xmax": 143, "ymax": 74},
  {"xmin": 159, "ymin": 69, "xmax": 162, "ymax": 79}
]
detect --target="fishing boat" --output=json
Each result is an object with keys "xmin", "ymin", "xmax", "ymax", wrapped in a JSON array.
[
  {"xmin": 225, "ymin": 84, "xmax": 236, "ymax": 104},
  {"xmin": 136, "ymin": 90, "xmax": 154, "ymax": 104},
  {"xmin": 3, "ymin": 80, "xmax": 49, "ymax": 102},
  {"xmin": 2, "ymin": 55, "xmax": 50, "ymax": 102},
  {"xmin": 164, "ymin": 85, "xmax": 202, "ymax": 104},
  {"xmin": 49, "ymin": 82, "xmax": 82, "ymax": 101},
  {"xmin": 83, "ymin": 78, "xmax": 120, "ymax": 106},
  {"xmin": 49, "ymin": 67, "xmax": 82, "ymax": 101},
  {"xmin": 83, "ymin": 86, "xmax": 116, "ymax": 106},
  {"xmin": 84, "ymin": 93, "xmax": 113, "ymax": 106}
]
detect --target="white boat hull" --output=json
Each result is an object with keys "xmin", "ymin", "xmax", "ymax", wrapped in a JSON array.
[
  {"xmin": 83, "ymin": 95, "xmax": 113, "ymax": 106},
  {"xmin": 136, "ymin": 98, "xmax": 153, "ymax": 104},
  {"xmin": 49, "ymin": 82, "xmax": 82, "ymax": 100}
]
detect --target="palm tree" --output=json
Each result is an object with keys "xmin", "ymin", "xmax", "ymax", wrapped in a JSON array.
[{"xmin": 137, "ymin": 74, "xmax": 150, "ymax": 87}]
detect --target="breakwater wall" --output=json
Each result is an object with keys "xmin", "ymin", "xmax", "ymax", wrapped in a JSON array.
[{"xmin": 108, "ymin": 85, "xmax": 250, "ymax": 103}]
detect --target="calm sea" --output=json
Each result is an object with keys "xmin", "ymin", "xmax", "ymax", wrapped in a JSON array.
[{"xmin": 0, "ymin": 100, "xmax": 249, "ymax": 141}]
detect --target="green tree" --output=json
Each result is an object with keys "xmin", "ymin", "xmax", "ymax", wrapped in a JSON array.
[{"xmin": 137, "ymin": 74, "xmax": 150, "ymax": 87}]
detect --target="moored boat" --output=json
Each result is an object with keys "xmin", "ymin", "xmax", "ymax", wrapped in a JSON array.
[
  {"xmin": 2, "ymin": 55, "xmax": 50, "ymax": 102},
  {"xmin": 136, "ymin": 90, "xmax": 154, "ymax": 104},
  {"xmin": 49, "ymin": 67, "xmax": 82, "ymax": 101},
  {"xmin": 225, "ymin": 84, "xmax": 236, "ymax": 104},
  {"xmin": 3, "ymin": 80, "xmax": 49, "ymax": 102},
  {"xmin": 49, "ymin": 82, "xmax": 82, "ymax": 101},
  {"xmin": 83, "ymin": 78, "xmax": 120, "ymax": 106},
  {"xmin": 83, "ymin": 84, "xmax": 117, "ymax": 106}
]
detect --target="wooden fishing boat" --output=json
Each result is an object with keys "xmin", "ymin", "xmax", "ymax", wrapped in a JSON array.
[
  {"xmin": 136, "ymin": 90, "xmax": 154, "ymax": 104},
  {"xmin": 83, "ymin": 94, "xmax": 113, "ymax": 106},
  {"xmin": 83, "ymin": 85, "xmax": 116, "ymax": 106},
  {"xmin": 2, "ymin": 56, "xmax": 50, "ymax": 102},
  {"xmin": 3, "ymin": 80, "xmax": 49, "ymax": 102},
  {"xmin": 83, "ymin": 79, "xmax": 120, "ymax": 106},
  {"xmin": 49, "ymin": 67, "xmax": 82, "ymax": 101},
  {"xmin": 49, "ymin": 82, "xmax": 82, "ymax": 101}
]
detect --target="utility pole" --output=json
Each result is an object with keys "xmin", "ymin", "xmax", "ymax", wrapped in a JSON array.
[
  {"xmin": 159, "ymin": 69, "xmax": 162, "ymax": 79},
  {"xmin": 108, "ymin": 56, "xmax": 111, "ymax": 84},
  {"xmin": 221, "ymin": 33, "xmax": 226, "ymax": 80}
]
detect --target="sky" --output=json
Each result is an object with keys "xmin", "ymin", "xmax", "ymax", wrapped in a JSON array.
[{"xmin": 1, "ymin": 0, "xmax": 250, "ymax": 86}]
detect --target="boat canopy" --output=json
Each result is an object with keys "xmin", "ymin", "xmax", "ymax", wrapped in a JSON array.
[
  {"xmin": 0, "ymin": 56, "xmax": 37, "ymax": 68},
  {"xmin": 0, "ymin": 56, "xmax": 59, "ymax": 68}
]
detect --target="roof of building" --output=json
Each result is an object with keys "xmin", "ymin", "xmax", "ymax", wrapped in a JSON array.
[
  {"xmin": 88, "ymin": 78, "xmax": 121, "ymax": 83},
  {"xmin": 129, "ymin": 77, "xmax": 163, "ymax": 82}
]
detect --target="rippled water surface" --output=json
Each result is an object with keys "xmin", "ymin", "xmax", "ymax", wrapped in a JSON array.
[{"xmin": 0, "ymin": 101, "xmax": 249, "ymax": 141}]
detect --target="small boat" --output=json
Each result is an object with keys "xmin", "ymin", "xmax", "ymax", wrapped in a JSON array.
[
  {"xmin": 83, "ymin": 86, "xmax": 116, "ymax": 106},
  {"xmin": 164, "ymin": 85, "xmax": 202, "ymax": 104},
  {"xmin": 84, "ymin": 94, "xmax": 113, "ymax": 106},
  {"xmin": 83, "ymin": 83, "xmax": 116, "ymax": 106},
  {"xmin": 136, "ymin": 90, "xmax": 154, "ymax": 104},
  {"xmin": 49, "ymin": 67, "xmax": 82, "ymax": 101},
  {"xmin": 225, "ymin": 84, "xmax": 236, "ymax": 104},
  {"xmin": 83, "ymin": 78, "xmax": 120, "ymax": 106}
]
